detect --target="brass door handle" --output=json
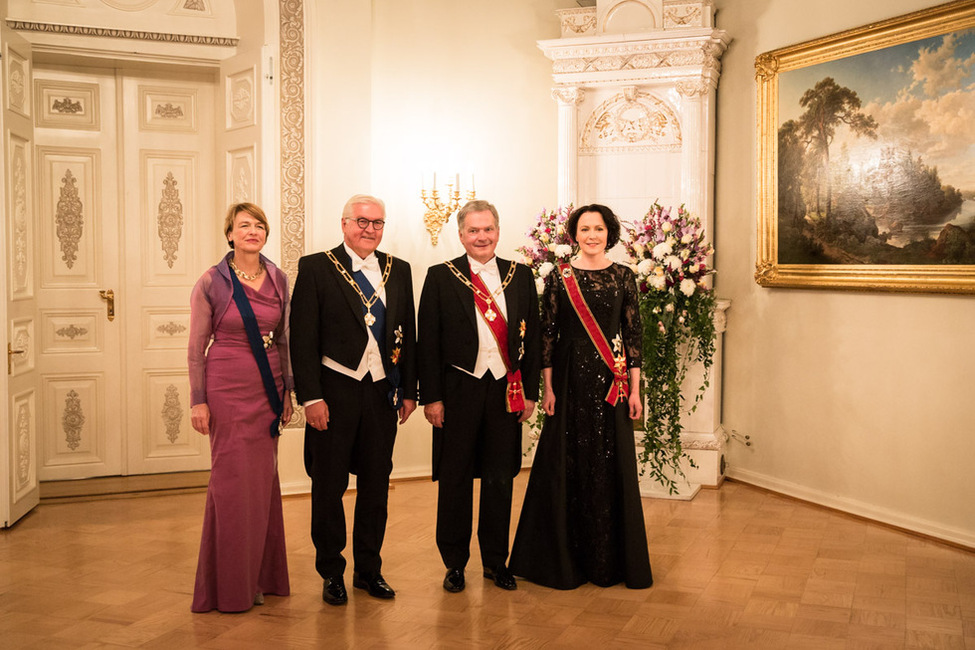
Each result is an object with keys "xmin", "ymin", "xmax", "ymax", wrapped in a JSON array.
[
  {"xmin": 99, "ymin": 289, "xmax": 115, "ymax": 321},
  {"xmin": 7, "ymin": 343, "xmax": 26, "ymax": 375}
]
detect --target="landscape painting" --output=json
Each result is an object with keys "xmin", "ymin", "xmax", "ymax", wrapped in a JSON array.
[{"xmin": 755, "ymin": 1, "xmax": 975, "ymax": 293}]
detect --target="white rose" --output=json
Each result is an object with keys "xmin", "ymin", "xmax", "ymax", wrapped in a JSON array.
[
  {"xmin": 661, "ymin": 221, "xmax": 673, "ymax": 233},
  {"xmin": 652, "ymin": 242, "xmax": 672, "ymax": 260},
  {"xmin": 538, "ymin": 262, "xmax": 554, "ymax": 278},
  {"xmin": 681, "ymin": 233, "xmax": 693, "ymax": 244},
  {"xmin": 680, "ymin": 278, "xmax": 696, "ymax": 296},
  {"xmin": 650, "ymin": 275, "xmax": 667, "ymax": 290},
  {"xmin": 632, "ymin": 242, "xmax": 645, "ymax": 256},
  {"xmin": 637, "ymin": 259, "xmax": 654, "ymax": 275},
  {"xmin": 539, "ymin": 233, "xmax": 550, "ymax": 244},
  {"xmin": 689, "ymin": 263, "xmax": 700, "ymax": 274},
  {"xmin": 664, "ymin": 303, "xmax": 675, "ymax": 313},
  {"xmin": 535, "ymin": 277, "xmax": 546, "ymax": 295},
  {"xmin": 665, "ymin": 255, "xmax": 682, "ymax": 270},
  {"xmin": 555, "ymin": 244, "xmax": 573, "ymax": 258}
]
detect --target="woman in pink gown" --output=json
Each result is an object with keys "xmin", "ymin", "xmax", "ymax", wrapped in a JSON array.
[{"xmin": 188, "ymin": 203, "xmax": 293, "ymax": 612}]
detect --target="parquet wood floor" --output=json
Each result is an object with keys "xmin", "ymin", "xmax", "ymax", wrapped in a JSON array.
[{"xmin": 1, "ymin": 476, "xmax": 973, "ymax": 649}]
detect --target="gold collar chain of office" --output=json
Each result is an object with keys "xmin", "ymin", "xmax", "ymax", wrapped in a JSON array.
[
  {"xmin": 326, "ymin": 249, "xmax": 392, "ymax": 327},
  {"xmin": 445, "ymin": 259, "xmax": 516, "ymax": 306}
]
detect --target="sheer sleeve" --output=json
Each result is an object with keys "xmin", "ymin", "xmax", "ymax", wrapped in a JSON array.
[
  {"xmin": 540, "ymin": 271, "xmax": 560, "ymax": 368},
  {"xmin": 188, "ymin": 271, "xmax": 214, "ymax": 406},
  {"xmin": 620, "ymin": 264, "xmax": 642, "ymax": 368},
  {"xmin": 273, "ymin": 268, "xmax": 294, "ymax": 392}
]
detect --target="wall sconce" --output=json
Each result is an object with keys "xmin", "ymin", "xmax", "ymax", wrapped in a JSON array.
[{"xmin": 421, "ymin": 173, "xmax": 476, "ymax": 245}]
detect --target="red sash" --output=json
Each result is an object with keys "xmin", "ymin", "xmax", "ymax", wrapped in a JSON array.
[
  {"xmin": 559, "ymin": 264, "xmax": 629, "ymax": 406},
  {"xmin": 468, "ymin": 271, "xmax": 527, "ymax": 413}
]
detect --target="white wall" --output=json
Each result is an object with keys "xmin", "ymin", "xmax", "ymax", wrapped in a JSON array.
[{"xmin": 714, "ymin": 0, "xmax": 975, "ymax": 546}]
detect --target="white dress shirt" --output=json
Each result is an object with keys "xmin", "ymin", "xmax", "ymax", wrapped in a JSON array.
[{"xmin": 456, "ymin": 255, "xmax": 508, "ymax": 380}]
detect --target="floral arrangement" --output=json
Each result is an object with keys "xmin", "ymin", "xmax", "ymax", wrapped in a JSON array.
[
  {"xmin": 516, "ymin": 205, "xmax": 575, "ymax": 296},
  {"xmin": 515, "ymin": 206, "xmax": 574, "ymax": 452},
  {"xmin": 622, "ymin": 203, "xmax": 716, "ymax": 494}
]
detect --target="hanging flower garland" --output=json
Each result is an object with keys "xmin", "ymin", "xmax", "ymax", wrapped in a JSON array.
[{"xmin": 622, "ymin": 203, "xmax": 716, "ymax": 494}]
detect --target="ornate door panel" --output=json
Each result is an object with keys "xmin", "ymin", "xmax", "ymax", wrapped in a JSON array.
[
  {"xmin": 32, "ymin": 66, "xmax": 122, "ymax": 481},
  {"xmin": 2, "ymin": 26, "xmax": 40, "ymax": 525},
  {"xmin": 121, "ymin": 70, "xmax": 216, "ymax": 474}
]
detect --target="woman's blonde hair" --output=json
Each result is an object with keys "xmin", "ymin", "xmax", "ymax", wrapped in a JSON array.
[{"xmin": 224, "ymin": 202, "xmax": 269, "ymax": 248}]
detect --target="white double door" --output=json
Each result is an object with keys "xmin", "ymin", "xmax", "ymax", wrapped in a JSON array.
[{"xmin": 33, "ymin": 63, "xmax": 218, "ymax": 480}]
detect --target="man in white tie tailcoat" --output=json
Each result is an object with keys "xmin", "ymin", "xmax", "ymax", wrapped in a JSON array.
[
  {"xmin": 417, "ymin": 200, "xmax": 540, "ymax": 593},
  {"xmin": 290, "ymin": 194, "xmax": 417, "ymax": 605}
]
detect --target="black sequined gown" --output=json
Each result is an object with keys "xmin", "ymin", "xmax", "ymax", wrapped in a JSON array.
[{"xmin": 509, "ymin": 263, "xmax": 652, "ymax": 589}]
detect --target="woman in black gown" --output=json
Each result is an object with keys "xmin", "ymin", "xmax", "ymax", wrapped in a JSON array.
[{"xmin": 509, "ymin": 204, "xmax": 652, "ymax": 590}]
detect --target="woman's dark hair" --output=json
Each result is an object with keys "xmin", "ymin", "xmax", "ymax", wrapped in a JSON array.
[{"xmin": 566, "ymin": 204, "xmax": 621, "ymax": 249}]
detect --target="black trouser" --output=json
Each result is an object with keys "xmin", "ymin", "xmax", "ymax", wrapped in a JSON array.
[
  {"xmin": 436, "ymin": 367, "xmax": 520, "ymax": 570},
  {"xmin": 304, "ymin": 366, "xmax": 397, "ymax": 579}
]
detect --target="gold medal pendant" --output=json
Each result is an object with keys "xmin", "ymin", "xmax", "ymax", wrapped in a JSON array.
[{"xmin": 364, "ymin": 311, "xmax": 376, "ymax": 327}]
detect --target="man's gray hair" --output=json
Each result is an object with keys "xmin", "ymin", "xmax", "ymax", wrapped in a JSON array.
[
  {"xmin": 342, "ymin": 194, "xmax": 386, "ymax": 220},
  {"xmin": 456, "ymin": 199, "xmax": 499, "ymax": 230}
]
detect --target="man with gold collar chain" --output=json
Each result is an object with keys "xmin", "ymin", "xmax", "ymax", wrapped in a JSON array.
[
  {"xmin": 290, "ymin": 194, "xmax": 417, "ymax": 606},
  {"xmin": 418, "ymin": 199, "xmax": 541, "ymax": 593}
]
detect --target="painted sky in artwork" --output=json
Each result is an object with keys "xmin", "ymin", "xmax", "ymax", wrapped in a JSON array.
[{"xmin": 778, "ymin": 28, "xmax": 975, "ymax": 191}]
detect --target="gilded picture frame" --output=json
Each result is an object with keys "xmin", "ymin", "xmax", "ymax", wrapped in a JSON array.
[{"xmin": 755, "ymin": 0, "xmax": 975, "ymax": 293}]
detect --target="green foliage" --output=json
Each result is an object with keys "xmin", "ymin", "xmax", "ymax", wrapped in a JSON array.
[{"xmin": 637, "ymin": 289, "xmax": 716, "ymax": 494}]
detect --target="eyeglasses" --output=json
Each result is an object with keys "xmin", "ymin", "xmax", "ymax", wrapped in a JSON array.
[{"xmin": 346, "ymin": 217, "xmax": 385, "ymax": 231}]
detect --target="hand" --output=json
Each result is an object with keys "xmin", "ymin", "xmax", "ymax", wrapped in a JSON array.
[
  {"xmin": 542, "ymin": 389, "xmax": 555, "ymax": 416},
  {"xmin": 628, "ymin": 389, "xmax": 642, "ymax": 421},
  {"xmin": 423, "ymin": 401, "xmax": 444, "ymax": 428},
  {"xmin": 281, "ymin": 391, "xmax": 293, "ymax": 427},
  {"xmin": 191, "ymin": 403, "xmax": 211, "ymax": 435},
  {"xmin": 517, "ymin": 400, "xmax": 536, "ymax": 424},
  {"xmin": 305, "ymin": 400, "xmax": 329, "ymax": 431},
  {"xmin": 399, "ymin": 399, "xmax": 417, "ymax": 425}
]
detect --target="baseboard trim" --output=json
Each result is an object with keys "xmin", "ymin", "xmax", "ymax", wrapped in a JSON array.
[
  {"xmin": 725, "ymin": 468, "xmax": 975, "ymax": 552},
  {"xmin": 40, "ymin": 471, "xmax": 210, "ymax": 503}
]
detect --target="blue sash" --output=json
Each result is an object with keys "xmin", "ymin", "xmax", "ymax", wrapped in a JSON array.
[
  {"xmin": 229, "ymin": 269, "xmax": 284, "ymax": 437},
  {"xmin": 352, "ymin": 268, "xmax": 403, "ymax": 409}
]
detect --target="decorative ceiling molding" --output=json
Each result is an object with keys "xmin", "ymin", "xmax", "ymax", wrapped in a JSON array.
[{"xmin": 5, "ymin": 19, "xmax": 239, "ymax": 47}]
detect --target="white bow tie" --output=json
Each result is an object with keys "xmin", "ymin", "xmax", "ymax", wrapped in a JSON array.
[
  {"xmin": 471, "ymin": 261, "xmax": 498, "ymax": 277},
  {"xmin": 352, "ymin": 255, "xmax": 380, "ymax": 273}
]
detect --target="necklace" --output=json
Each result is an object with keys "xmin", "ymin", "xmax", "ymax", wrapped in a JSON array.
[
  {"xmin": 325, "ymin": 250, "xmax": 392, "ymax": 327},
  {"xmin": 445, "ymin": 260, "xmax": 517, "ymax": 322},
  {"xmin": 229, "ymin": 258, "xmax": 265, "ymax": 281}
]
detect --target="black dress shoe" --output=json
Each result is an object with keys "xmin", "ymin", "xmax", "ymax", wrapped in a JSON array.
[
  {"xmin": 352, "ymin": 572, "xmax": 396, "ymax": 599},
  {"xmin": 443, "ymin": 568, "xmax": 465, "ymax": 593},
  {"xmin": 483, "ymin": 564, "xmax": 517, "ymax": 590},
  {"xmin": 322, "ymin": 576, "xmax": 348, "ymax": 605}
]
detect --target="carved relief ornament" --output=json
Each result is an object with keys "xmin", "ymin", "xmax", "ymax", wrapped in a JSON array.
[
  {"xmin": 157, "ymin": 172, "xmax": 184, "ymax": 268},
  {"xmin": 581, "ymin": 89, "xmax": 682, "ymax": 154},
  {"xmin": 17, "ymin": 402, "xmax": 31, "ymax": 489},
  {"xmin": 162, "ymin": 385, "xmax": 183, "ymax": 443},
  {"xmin": 552, "ymin": 87, "xmax": 585, "ymax": 106},
  {"xmin": 13, "ymin": 148, "xmax": 29, "ymax": 292},
  {"xmin": 279, "ymin": 0, "xmax": 305, "ymax": 286},
  {"xmin": 56, "ymin": 170, "xmax": 84, "ymax": 270},
  {"xmin": 5, "ymin": 20, "xmax": 238, "ymax": 47},
  {"xmin": 62, "ymin": 390, "xmax": 85, "ymax": 451}
]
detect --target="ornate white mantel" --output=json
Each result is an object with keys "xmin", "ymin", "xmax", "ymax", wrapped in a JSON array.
[{"xmin": 538, "ymin": 0, "xmax": 730, "ymax": 499}]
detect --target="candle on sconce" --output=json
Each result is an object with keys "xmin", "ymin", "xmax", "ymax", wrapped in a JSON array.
[
  {"xmin": 433, "ymin": 172, "xmax": 437, "ymax": 190},
  {"xmin": 455, "ymin": 173, "xmax": 459, "ymax": 190},
  {"xmin": 471, "ymin": 174, "xmax": 475, "ymax": 194}
]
